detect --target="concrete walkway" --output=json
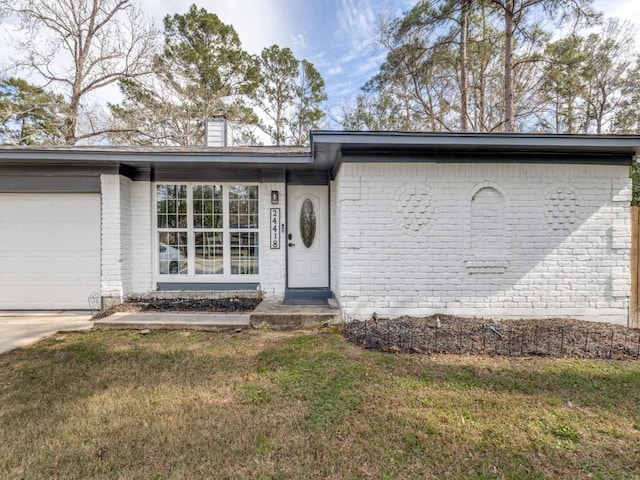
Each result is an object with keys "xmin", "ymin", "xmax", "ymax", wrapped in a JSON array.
[
  {"xmin": 93, "ymin": 301, "xmax": 343, "ymax": 331},
  {"xmin": 0, "ymin": 312, "xmax": 93, "ymax": 354},
  {"xmin": 94, "ymin": 312, "xmax": 250, "ymax": 331}
]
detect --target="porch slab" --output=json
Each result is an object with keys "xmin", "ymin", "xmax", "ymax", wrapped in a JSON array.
[
  {"xmin": 250, "ymin": 300, "xmax": 342, "ymax": 330},
  {"xmin": 94, "ymin": 312, "xmax": 250, "ymax": 332}
]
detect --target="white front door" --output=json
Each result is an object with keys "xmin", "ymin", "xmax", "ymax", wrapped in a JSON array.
[{"xmin": 287, "ymin": 185, "xmax": 329, "ymax": 288}]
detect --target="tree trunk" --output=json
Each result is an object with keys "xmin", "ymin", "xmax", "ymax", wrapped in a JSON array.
[
  {"xmin": 65, "ymin": 92, "xmax": 80, "ymax": 145},
  {"xmin": 459, "ymin": 0, "xmax": 469, "ymax": 132},
  {"xmin": 503, "ymin": 0, "xmax": 515, "ymax": 132}
]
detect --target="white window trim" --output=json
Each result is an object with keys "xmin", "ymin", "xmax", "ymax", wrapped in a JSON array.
[{"xmin": 153, "ymin": 182, "xmax": 260, "ymax": 283}]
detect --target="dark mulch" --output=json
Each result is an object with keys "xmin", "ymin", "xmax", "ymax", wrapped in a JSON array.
[
  {"xmin": 343, "ymin": 314, "xmax": 640, "ymax": 360},
  {"xmin": 93, "ymin": 297, "xmax": 261, "ymax": 320}
]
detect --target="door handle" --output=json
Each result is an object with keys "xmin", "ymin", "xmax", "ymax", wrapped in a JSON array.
[{"xmin": 288, "ymin": 242, "xmax": 295, "ymax": 247}]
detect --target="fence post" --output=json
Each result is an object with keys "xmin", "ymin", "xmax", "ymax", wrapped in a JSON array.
[{"xmin": 630, "ymin": 206, "xmax": 640, "ymax": 328}]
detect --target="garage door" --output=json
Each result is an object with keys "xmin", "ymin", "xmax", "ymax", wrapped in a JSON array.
[{"xmin": 0, "ymin": 193, "xmax": 101, "ymax": 309}]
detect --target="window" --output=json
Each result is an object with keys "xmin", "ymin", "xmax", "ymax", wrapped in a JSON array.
[
  {"xmin": 229, "ymin": 186, "xmax": 259, "ymax": 275},
  {"xmin": 156, "ymin": 184, "xmax": 259, "ymax": 277},
  {"xmin": 157, "ymin": 185, "xmax": 188, "ymax": 274}
]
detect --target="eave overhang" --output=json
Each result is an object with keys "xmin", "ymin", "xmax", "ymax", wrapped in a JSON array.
[
  {"xmin": 1, "ymin": 131, "xmax": 640, "ymax": 182},
  {"xmin": 311, "ymin": 131, "xmax": 640, "ymax": 176},
  {"xmin": 0, "ymin": 146, "xmax": 313, "ymax": 180}
]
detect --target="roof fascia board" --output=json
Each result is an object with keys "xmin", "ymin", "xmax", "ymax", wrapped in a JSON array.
[
  {"xmin": 340, "ymin": 151, "xmax": 633, "ymax": 165},
  {"xmin": 311, "ymin": 131, "xmax": 640, "ymax": 152},
  {"xmin": 0, "ymin": 150, "xmax": 312, "ymax": 165}
]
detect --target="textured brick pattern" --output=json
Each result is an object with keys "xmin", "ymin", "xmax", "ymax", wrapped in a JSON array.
[
  {"xmin": 332, "ymin": 162, "xmax": 631, "ymax": 325},
  {"xmin": 259, "ymin": 183, "xmax": 286, "ymax": 299},
  {"xmin": 130, "ymin": 181, "xmax": 153, "ymax": 293},
  {"xmin": 100, "ymin": 174, "xmax": 125, "ymax": 303}
]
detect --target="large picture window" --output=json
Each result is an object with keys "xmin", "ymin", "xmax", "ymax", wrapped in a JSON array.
[{"xmin": 156, "ymin": 184, "xmax": 259, "ymax": 277}]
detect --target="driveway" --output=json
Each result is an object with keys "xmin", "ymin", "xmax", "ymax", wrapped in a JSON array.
[{"xmin": 0, "ymin": 312, "xmax": 93, "ymax": 354}]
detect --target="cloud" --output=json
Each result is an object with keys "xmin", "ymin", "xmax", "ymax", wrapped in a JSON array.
[
  {"xmin": 290, "ymin": 33, "xmax": 307, "ymax": 50},
  {"xmin": 335, "ymin": 0, "xmax": 377, "ymax": 45}
]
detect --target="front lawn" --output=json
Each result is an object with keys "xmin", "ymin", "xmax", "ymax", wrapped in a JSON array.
[{"xmin": 1, "ymin": 329, "xmax": 639, "ymax": 479}]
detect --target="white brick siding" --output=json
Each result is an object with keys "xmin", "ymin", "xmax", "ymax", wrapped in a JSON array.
[
  {"xmin": 330, "ymin": 179, "xmax": 341, "ymax": 303},
  {"xmin": 333, "ymin": 162, "xmax": 632, "ymax": 325},
  {"xmin": 100, "ymin": 174, "xmax": 126, "ymax": 304},
  {"xmin": 130, "ymin": 181, "xmax": 153, "ymax": 293},
  {"xmin": 259, "ymin": 182, "xmax": 286, "ymax": 299},
  {"xmin": 100, "ymin": 176, "xmax": 153, "ymax": 303}
]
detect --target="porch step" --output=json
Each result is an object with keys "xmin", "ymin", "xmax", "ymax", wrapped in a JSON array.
[
  {"xmin": 283, "ymin": 288, "xmax": 333, "ymax": 303},
  {"xmin": 250, "ymin": 300, "xmax": 342, "ymax": 330},
  {"xmin": 94, "ymin": 312, "xmax": 250, "ymax": 332}
]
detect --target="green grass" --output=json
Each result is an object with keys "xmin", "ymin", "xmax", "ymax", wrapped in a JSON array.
[{"xmin": 1, "ymin": 329, "xmax": 639, "ymax": 479}]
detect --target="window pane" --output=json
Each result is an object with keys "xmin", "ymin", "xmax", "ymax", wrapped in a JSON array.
[
  {"xmin": 229, "ymin": 185, "xmax": 258, "ymax": 229},
  {"xmin": 193, "ymin": 185, "xmax": 223, "ymax": 230},
  {"xmin": 158, "ymin": 231, "xmax": 187, "ymax": 275},
  {"xmin": 230, "ymin": 232, "xmax": 259, "ymax": 274},
  {"xmin": 195, "ymin": 232, "xmax": 224, "ymax": 274},
  {"xmin": 157, "ymin": 184, "xmax": 187, "ymax": 230}
]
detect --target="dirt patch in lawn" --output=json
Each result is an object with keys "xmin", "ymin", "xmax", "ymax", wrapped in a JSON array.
[
  {"xmin": 343, "ymin": 314, "xmax": 640, "ymax": 360},
  {"xmin": 93, "ymin": 297, "xmax": 261, "ymax": 320}
]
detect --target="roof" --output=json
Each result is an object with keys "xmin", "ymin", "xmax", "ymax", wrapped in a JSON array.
[
  {"xmin": 311, "ymin": 131, "xmax": 640, "ymax": 171},
  {"xmin": 0, "ymin": 132, "xmax": 638, "ymax": 180}
]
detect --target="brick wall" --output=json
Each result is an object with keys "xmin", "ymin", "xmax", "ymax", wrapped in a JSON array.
[
  {"xmin": 332, "ymin": 162, "xmax": 632, "ymax": 325},
  {"xmin": 259, "ymin": 182, "xmax": 286, "ymax": 299},
  {"xmin": 99, "ymin": 174, "xmax": 125, "ymax": 306},
  {"xmin": 130, "ymin": 181, "xmax": 153, "ymax": 293}
]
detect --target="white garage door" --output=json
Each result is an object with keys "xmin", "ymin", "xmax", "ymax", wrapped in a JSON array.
[{"xmin": 0, "ymin": 193, "xmax": 101, "ymax": 309}]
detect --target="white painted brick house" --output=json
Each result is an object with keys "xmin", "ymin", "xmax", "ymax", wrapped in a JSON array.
[{"xmin": 1, "ymin": 122, "xmax": 639, "ymax": 326}]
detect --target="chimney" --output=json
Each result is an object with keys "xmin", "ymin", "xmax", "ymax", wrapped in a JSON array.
[{"xmin": 205, "ymin": 115, "xmax": 234, "ymax": 147}]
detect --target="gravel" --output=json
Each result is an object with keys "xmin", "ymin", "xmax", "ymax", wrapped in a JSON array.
[
  {"xmin": 343, "ymin": 314, "xmax": 640, "ymax": 360},
  {"xmin": 93, "ymin": 297, "xmax": 261, "ymax": 320}
]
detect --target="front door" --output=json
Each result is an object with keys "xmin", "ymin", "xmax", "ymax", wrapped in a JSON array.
[{"xmin": 287, "ymin": 185, "xmax": 329, "ymax": 288}]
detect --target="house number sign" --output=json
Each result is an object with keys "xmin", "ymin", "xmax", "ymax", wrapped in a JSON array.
[{"xmin": 270, "ymin": 208, "xmax": 280, "ymax": 249}]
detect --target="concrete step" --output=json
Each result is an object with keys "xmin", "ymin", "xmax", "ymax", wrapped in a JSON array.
[
  {"xmin": 250, "ymin": 300, "xmax": 342, "ymax": 330},
  {"xmin": 94, "ymin": 312, "xmax": 250, "ymax": 332}
]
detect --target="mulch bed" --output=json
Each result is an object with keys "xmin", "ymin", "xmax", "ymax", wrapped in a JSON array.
[
  {"xmin": 342, "ymin": 314, "xmax": 640, "ymax": 360},
  {"xmin": 93, "ymin": 297, "xmax": 261, "ymax": 320}
]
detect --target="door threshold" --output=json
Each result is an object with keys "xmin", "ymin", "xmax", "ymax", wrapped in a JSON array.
[
  {"xmin": 282, "ymin": 298, "xmax": 329, "ymax": 306},
  {"xmin": 284, "ymin": 288, "xmax": 332, "ymax": 301}
]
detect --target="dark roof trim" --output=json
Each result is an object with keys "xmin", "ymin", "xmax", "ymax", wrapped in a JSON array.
[
  {"xmin": 0, "ymin": 175, "xmax": 101, "ymax": 193},
  {"xmin": 1, "ymin": 132, "xmax": 639, "ymax": 176},
  {"xmin": 311, "ymin": 131, "xmax": 640, "ymax": 170},
  {"xmin": 341, "ymin": 151, "xmax": 632, "ymax": 166},
  {"xmin": 311, "ymin": 131, "xmax": 640, "ymax": 152},
  {"xmin": 0, "ymin": 150, "xmax": 311, "ymax": 165}
]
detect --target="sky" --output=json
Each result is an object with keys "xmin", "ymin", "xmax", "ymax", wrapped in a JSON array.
[
  {"xmin": 0, "ymin": 0, "xmax": 638, "ymax": 129},
  {"xmin": 133, "ymin": 0, "xmax": 416, "ymax": 124}
]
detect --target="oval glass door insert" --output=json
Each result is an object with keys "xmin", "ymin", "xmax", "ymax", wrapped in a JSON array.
[{"xmin": 300, "ymin": 198, "xmax": 316, "ymax": 248}]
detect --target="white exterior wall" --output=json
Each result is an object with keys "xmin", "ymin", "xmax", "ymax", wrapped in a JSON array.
[
  {"xmin": 330, "ymin": 179, "xmax": 341, "ymax": 302},
  {"xmin": 101, "ymin": 176, "xmax": 153, "ymax": 303},
  {"xmin": 130, "ymin": 181, "xmax": 153, "ymax": 293},
  {"xmin": 100, "ymin": 174, "xmax": 127, "ymax": 305},
  {"xmin": 333, "ymin": 162, "xmax": 632, "ymax": 325},
  {"xmin": 259, "ymin": 182, "xmax": 286, "ymax": 299}
]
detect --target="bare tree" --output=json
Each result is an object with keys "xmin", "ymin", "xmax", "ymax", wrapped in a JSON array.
[
  {"xmin": 0, "ymin": 0, "xmax": 158, "ymax": 144},
  {"xmin": 488, "ymin": 0, "xmax": 595, "ymax": 131},
  {"xmin": 582, "ymin": 19, "xmax": 636, "ymax": 133}
]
